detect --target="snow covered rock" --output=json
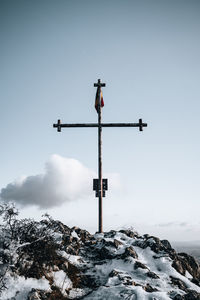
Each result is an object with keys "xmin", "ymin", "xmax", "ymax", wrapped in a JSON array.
[{"xmin": 0, "ymin": 205, "xmax": 200, "ymax": 299}]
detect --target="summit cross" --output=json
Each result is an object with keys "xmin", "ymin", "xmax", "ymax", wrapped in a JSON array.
[{"xmin": 53, "ymin": 79, "xmax": 147, "ymax": 233}]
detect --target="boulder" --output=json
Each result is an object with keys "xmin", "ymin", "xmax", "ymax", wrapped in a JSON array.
[
  {"xmin": 121, "ymin": 246, "xmax": 138, "ymax": 259},
  {"xmin": 134, "ymin": 261, "xmax": 148, "ymax": 270},
  {"xmin": 172, "ymin": 252, "xmax": 200, "ymax": 280},
  {"xmin": 170, "ymin": 276, "xmax": 188, "ymax": 292}
]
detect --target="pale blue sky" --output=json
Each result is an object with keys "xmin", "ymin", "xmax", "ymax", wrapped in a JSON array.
[{"xmin": 1, "ymin": 0, "xmax": 200, "ymax": 241}]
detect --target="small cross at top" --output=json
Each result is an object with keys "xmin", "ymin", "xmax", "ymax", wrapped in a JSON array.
[{"xmin": 94, "ymin": 78, "xmax": 106, "ymax": 88}]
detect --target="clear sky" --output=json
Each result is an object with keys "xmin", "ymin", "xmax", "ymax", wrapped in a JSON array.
[{"xmin": 1, "ymin": 0, "xmax": 200, "ymax": 242}]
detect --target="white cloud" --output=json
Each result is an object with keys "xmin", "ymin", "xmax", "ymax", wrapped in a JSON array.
[
  {"xmin": 0, "ymin": 155, "xmax": 94, "ymax": 208},
  {"xmin": 0, "ymin": 155, "xmax": 121, "ymax": 209}
]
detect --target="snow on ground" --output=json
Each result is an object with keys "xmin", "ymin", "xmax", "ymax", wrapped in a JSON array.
[
  {"xmin": 83, "ymin": 232, "xmax": 200, "ymax": 299},
  {"xmin": 57, "ymin": 250, "xmax": 84, "ymax": 266},
  {"xmin": 133, "ymin": 245, "xmax": 200, "ymax": 293},
  {"xmin": 71, "ymin": 230, "xmax": 80, "ymax": 240},
  {"xmin": 84, "ymin": 285, "xmax": 172, "ymax": 300},
  {"xmin": 1, "ymin": 209, "xmax": 200, "ymax": 300},
  {"xmin": 0, "ymin": 274, "xmax": 50, "ymax": 300},
  {"xmin": 68, "ymin": 288, "xmax": 90, "ymax": 299},
  {"xmin": 53, "ymin": 270, "xmax": 72, "ymax": 295}
]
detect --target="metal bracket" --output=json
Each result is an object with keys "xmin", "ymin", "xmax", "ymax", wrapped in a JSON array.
[{"xmin": 93, "ymin": 178, "xmax": 108, "ymax": 198}]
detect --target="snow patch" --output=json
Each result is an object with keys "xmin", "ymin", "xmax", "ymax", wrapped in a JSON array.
[
  {"xmin": 0, "ymin": 275, "xmax": 50, "ymax": 300},
  {"xmin": 53, "ymin": 270, "xmax": 72, "ymax": 295},
  {"xmin": 71, "ymin": 230, "xmax": 80, "ymax": 240}
]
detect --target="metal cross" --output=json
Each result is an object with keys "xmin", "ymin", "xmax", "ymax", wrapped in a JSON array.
[{"xmin": 53, "ymin": 79, "xmax": 147, "ymax": 233}]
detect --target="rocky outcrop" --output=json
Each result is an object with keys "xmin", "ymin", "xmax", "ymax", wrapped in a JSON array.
[
  {"xmin": 0, "ymin": 213, "xmax": 200, "ymax": 299},
  {"xmin": 172, "ymin": 252, "xmax": 200, "ymax": 281}
]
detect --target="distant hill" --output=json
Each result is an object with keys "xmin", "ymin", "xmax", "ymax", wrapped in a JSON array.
[{"xmin": 0, "ymin": 204, "xmax": 200, "ymax": 299}]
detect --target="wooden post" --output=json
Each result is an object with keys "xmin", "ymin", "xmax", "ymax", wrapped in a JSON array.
[{"xmin": 98, "ymin": 86, "xmax": 103, "ymax": 233}]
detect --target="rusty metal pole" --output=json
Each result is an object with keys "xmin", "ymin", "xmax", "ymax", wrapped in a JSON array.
[{"xmin": 98, "ymin": 86, "xmax": 103, "ymax": 233}]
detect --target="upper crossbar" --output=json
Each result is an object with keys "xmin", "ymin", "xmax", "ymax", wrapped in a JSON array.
[{"xmin": 53, "ymin": 119, "xmax": 147, "ymax": 132}]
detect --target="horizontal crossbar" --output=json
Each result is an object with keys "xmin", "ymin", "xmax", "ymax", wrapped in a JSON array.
[
  {"xmin": 53, "ymin": 123, "xmax": 147, "ymax": 128},
  {"xmin": 53, "ymin": 119, "xmax": 147, "ymax": 132}
]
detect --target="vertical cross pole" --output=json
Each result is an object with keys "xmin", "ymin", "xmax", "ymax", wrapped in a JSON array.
[
  {"xmin": 94, "ymin": 79, "xmax": 105, "ymax": 233},
  {"xmin": 98, "ymin": 87, "xmax": 102, "ymax": 233}
]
